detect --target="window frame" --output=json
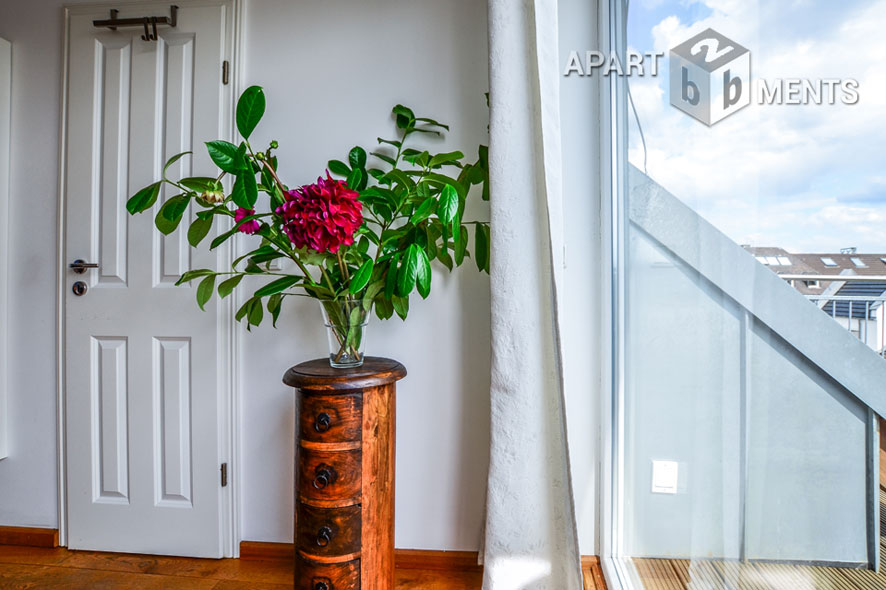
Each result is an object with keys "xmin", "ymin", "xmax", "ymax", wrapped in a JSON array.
[{"xmin": 598, "ymin": 0, "xmax": 629, "ymax": 587}]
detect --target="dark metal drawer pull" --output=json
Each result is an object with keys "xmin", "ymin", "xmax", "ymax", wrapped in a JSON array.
[
  {"xmin": 316, "ymin": 526, "xmax": 333, "ymax": 547},
  {"xmin": 314, "ymin": 412, "xmax": 332, "ymax": 433},
  {"xmin": 314, "ymin": 582, "xmax": 330, "ymax": 590},
  {"xmin": 313, "ymin": 464, "xmax": 338, "ymax": 489}
]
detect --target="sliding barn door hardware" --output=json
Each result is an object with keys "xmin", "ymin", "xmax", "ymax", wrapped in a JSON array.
[{"xmin": 93, "ymin": 5, "xmax": 178, "ymax": 42}]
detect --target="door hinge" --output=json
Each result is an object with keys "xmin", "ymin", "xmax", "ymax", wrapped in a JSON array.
[
  {"xmin": 220, "ymin": 462, "xmax": 228, "ymax": 487},
  {"xmin": 222, "ymin": 60, "xmax": 230, "ymax": 85}
]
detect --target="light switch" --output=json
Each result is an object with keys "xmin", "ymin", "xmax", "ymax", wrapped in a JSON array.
[{"xmin": 652, "ymin": 460, "xmax": 678, "ymax": 494}]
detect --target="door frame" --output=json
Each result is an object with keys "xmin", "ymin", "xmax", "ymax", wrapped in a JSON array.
[{"xmin": 55, "ymin": 0, "xmax": 246, "ymax": 557}]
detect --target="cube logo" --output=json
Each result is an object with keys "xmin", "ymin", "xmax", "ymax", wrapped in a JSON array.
[{"xmin": 669, "ymin": 28, "xmax": 750, "ymax": 126}]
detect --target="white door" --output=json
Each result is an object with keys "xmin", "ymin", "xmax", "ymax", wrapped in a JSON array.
[{"xmin": 63, "ymin": 2, "xmax": 234, "ymax": 558}]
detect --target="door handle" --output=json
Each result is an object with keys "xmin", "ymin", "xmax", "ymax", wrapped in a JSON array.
[{"xmin": 69, "ymin": 259, "xmax": 99, "ymax": 274}]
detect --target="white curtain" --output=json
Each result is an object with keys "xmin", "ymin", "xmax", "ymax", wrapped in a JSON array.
[{"xmin": 483, "ymin": 1, "xmax": 582, "ymax": 589}]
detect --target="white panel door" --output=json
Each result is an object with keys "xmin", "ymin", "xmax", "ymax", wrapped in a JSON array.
[{"xmin": 64, "ymin": 2, "xmax": 233, "ymax": 557}]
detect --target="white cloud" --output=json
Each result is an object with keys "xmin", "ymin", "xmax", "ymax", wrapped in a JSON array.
[{"xmin": 629, "ymin": 0, "xmax": 886, "ymax": 253}]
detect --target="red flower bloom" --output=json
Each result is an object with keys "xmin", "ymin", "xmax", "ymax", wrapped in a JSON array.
[
  {"xmin": 276, "ymin": 173, "xmax": 363, "ymax": 253},
  {"xmin": 235, "ymin": 208, "xmax": 260, "ymax": 235}
]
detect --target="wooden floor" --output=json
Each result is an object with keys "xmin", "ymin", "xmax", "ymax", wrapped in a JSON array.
[
  {"xmin": 0, "ymin": 545, "xmax": 607, "ymax": 589},
  {"xmin": 0, "ymin": 545, "xmax": 479, "ymax": 589},
  {"xmin": 624, "ymin": 489, "xmax": 886, "ymax": 590}
]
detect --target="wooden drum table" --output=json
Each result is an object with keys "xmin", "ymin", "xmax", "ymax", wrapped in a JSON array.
[{"xmin": 283, "ymin": 357, "xmax": 407, "ymax": 590}]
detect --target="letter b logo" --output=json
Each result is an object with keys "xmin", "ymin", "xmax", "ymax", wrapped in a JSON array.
[{"xmin": 669, "ymin": 29, "xmax": 751, "ymax": 126}]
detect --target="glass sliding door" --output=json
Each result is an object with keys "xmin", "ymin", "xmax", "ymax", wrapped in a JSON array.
[{"xmin": 604, "ymin": 0, "xmax": 886, "ymax": 587}]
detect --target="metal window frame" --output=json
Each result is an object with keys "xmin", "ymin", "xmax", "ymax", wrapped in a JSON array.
[{"xmin": 598, "ymin": 0, "xmax": 630, "ymax": 587}]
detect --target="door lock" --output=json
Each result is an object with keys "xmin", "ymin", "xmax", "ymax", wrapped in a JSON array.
[{"xmin": 72, "ymin": 281, "xmax": 88, "ymax": 296}]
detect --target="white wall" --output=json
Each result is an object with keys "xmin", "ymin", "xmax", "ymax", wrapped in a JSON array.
[
  {"xmin": 238, "ymin": 0, "xmax": 491, "ymax": 549},
  {"xmin": 0, "ymin": 0, "xmax": 68, "ymax": 528},
  {"xmin": 0, "ymin": 0, "xmax": 492, "ymax": 552}
]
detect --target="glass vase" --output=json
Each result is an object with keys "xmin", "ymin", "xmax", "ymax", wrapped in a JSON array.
[{"xmin": 319, "ymin": 299, "xmax": 369, "ymax": 369}]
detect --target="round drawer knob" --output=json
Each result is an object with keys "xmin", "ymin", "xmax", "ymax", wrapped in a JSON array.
[
  {"xmin": 314, "ymin": 412, "xmax": 332, "ymax": 433},
  {"xmin": 314, "ymin": 582, "xmax": 330, "ymax": 590},
  {"xmin": 316, "ymin": 525, "xmax": 333, "ymax": 547},
  {"xmin": 313, "ymin": 465, "xmax": 337, "ymax": 489}
]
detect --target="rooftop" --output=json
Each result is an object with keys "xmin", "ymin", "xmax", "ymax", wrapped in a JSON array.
[{"xmin": 742, "ymin": 246, "xmax": 886, "ymax": 295}]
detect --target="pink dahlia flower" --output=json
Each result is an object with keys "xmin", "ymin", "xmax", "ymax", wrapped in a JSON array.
[
  {"xmin": 276, "ymin": 173, "xmax": 363, "ymax": 253},
  {"xmin": 235, "ymin": 207, "xmax": 260, "ymax": 235}
]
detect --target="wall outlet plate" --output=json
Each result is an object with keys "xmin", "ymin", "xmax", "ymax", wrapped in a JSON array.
[{"xmin": 651, "ymin": 460, "xmax": 678, "ymax": 494}]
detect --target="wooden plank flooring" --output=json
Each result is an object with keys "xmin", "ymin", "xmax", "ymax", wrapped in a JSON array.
[
  {"xmin": 626, "ymin": 488, "xmax": 886, "ymax": 590},
  {"xmin": 0, "ymin": 545, "xmax": 607, "ymax": 589}
]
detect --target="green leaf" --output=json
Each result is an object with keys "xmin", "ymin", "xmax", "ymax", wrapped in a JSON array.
[
  {"xmin": 409, "ymin": 198, "xmax": 437, "ymax": 225},
  {"xmin": 126, "ymin": 182, "xmax": 162, "ymax": 214},
  {"xmin": 187, "ymin": 216, "xmax": 213, "ymax": 247},
  {"xmin": 231, "ymin": 171, "xmax": 257, "ymax": 209},
  {"xmin": 392, "ymin": 105, "xmax": 415, "ymax": 130},
  {"xmin": 475, "ymin": 224, "xmax": 490, "ymax": 273},
  {"xmin": 197, "ymin": 275, "xmax": 216, "ymax": 311},
  {"xmin": 179, "ymin": 176, "xmax": 218, "ymax": 192},
  {"xmin": 392, "ymin": 295, "xmax": 409, "ymax": 320},
  {"xmin": 254, "ymin": 275, "xmax": 302, "ymax": 297},
  {"xmin": 437, "ymin": 184, "xmax": 458, "ymax": 226},
  {"xmin": 242, "ymin": 170, "xmax": 259, "ymax": 208},
  {"xmin": 349, "ymin": 146, "xmax": 367, "ymax": 170},
  {"xmin": 384, "ymin": 253, "xmax": 401, "ymax": 299},
  {"xmin": 415, "ymin": 248, "xmax": 431, "ymax": 299},
  {"xmin": 328, "ymin": 159, "xmax": 351, "ymax": 177},
  {"xmin": 416, "ymin": 117, "xmax": 450, "ymax": 131},
  {"xmin": 163, "ymin": 151, "xmax": 191, "ymax": 178},
  {"xmin": 210, "ymin": 225, "xmax": 240, "ymax": 250},
  {"xmin": 396, "ymin": 244, "xmax": 421, "ymax": 297},
  {"xmin": 362, "ymin": 280, "xmax": 385, "ymax": 311},
  {"xmin": 236, "ymin": 86, "xmax": 265, "ymax": 140},
  {"xmin": 232, "ymin": 244, "xmax": 276, "ymax": 268},
  {"xmin": 371, "ymin": 152, "xmax": 396, "ymax": 166},
  {"xmin": 454, "ymin": 226, "xmax": 468, "ymax": 265},
  {"xmin": 375, "ymin": 297, "xmax": 394, "ymax": 321},
  {"xmin": 426, "ymin": 173, "xmax": 467, "ymax": 198},
  {"xmin": 429, "ymin": 151, "xmax": 464, "ymax": 168},
  {"xmin": 346, "ymin": 168, "xmax": 363, "ymax": 192},
  {"xmin": 377, "ymin": 138, "xmax": 401, "ymax": 148},
  {"xmin": 386, "ymin": 169, "xmax": 415, "ymax": 190},
  {"xmin": 268, "ymin": 293, "xmax": 284, "ymax": 327},
  {"xmin": 349, "ymin": 259, "xmax": 374, "ymax": 294},
  {"xmin": 177, "ymin": 269, "xmax": 216, "ymax": 285},
  {"xmin": 155, "ymin": 195, "xmax": 190, "ymax": 235},
  {"xmin": 217, "ymin": 274, "xmax": 244, "ymax": 298},
  {"xmin": 248, "ymin": 297, "xmax": 264, "ymax": 326},
  {"xmin": 235, "ymin": 297, "xmax": 253, "ymax": 322},
  {"xmin": 206, "ymin": 140, "xmax": 244, "ymax": 173},
  {"xmin": 437, "ymin": 248, "xmax": 453, "ymax": 271}
]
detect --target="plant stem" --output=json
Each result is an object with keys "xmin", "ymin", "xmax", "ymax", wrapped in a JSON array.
[
  {"xmin": 336, "ymin": 252, "xmax": 350, "ymax": 282},
  {"xmin": 320, "ymin": 266, "xmax": 338, "ymax": 294},
  {"xmin": 261, "ymin": 159, "xmax": 287, "ymax": 193}
]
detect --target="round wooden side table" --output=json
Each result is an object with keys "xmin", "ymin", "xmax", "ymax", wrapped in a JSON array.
[{"xmin": 283, "ymin": 357, "xmax": 407, "ymax": 590}]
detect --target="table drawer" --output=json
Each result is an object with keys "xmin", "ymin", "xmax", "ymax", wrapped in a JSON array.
[
  {"xmin": 296, "ymin": 555, "xmax": 360, "ymax": 590},
  {"xmin": 296, "ymin": 503, "xmax": 361, "ymax": 560},
  {"xmin": 298, "ymin": 448, "xmax": 361, "ymax": 503},
  {"xmin": 300, "ymin": 393, "xmax": 362, "ymax": 443}
]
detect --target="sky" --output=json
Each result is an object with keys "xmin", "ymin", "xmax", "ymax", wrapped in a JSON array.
[{"xmin": 626, "ymin": 0, "xmax": 886, "ymax": 253}]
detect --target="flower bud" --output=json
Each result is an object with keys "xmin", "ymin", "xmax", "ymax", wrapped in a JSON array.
[
  {"xmin": 201, "ymin": 190, "xmax": 226, "ymax": 204},
  {"xmin": 270, "ymin": 140, "xmax": 279, "ymax": 149},
  {"xmin": 255, "ymin": 152, "xmax": 265, "ymax": 161}
]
